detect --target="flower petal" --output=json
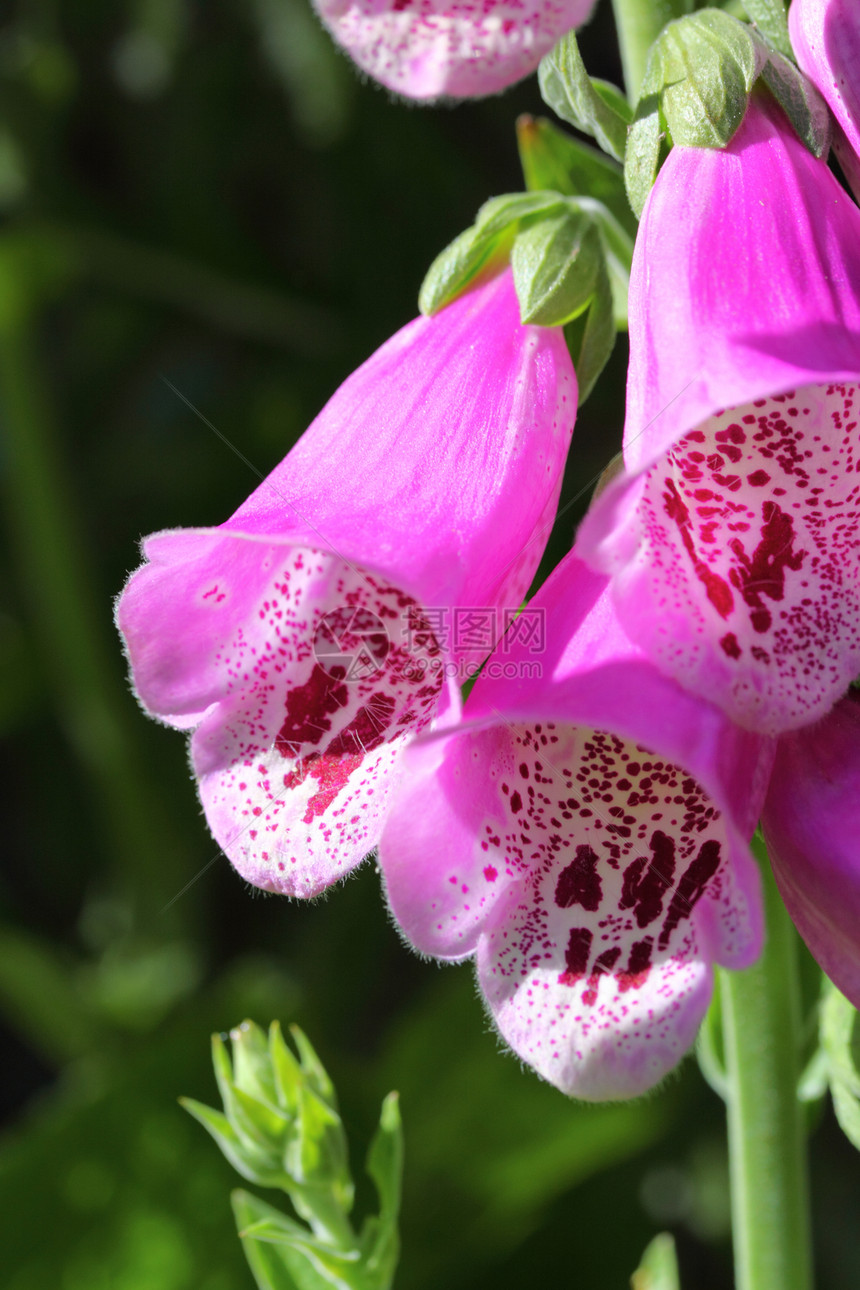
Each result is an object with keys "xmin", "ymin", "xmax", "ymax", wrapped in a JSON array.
[
  {"xmin": 382, "ymin": 555, "xmax": 771, "ymax": 1097},
  {"xmin": 313, "ymin": 0, "xmax": 597, "ymax": 101},
  {"xmin": 579, "ymin": 96, "xmax": 860, "ymax": 734},
  {"xmin": 762, "ymin": 691, "xmax": 860, "ymax": 1007},
  {"xmin": 790, "ymin": 0, "xmax": 860, "ymax": 202}
]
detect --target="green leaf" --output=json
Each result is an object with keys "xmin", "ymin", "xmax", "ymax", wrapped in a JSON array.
[
  {"xmin": 562, "ymin": 257, "xmax": 615, "ymax": 404},
  {"xmin": 631, "ymin": 1232, "xmax": 681, "ymax": 1290},
  {"xmin": 181, "ymin": 1097, "xmax": 286, "ymax": 1187},
  {"xmin": 743, "ymin": 0, "xmax": 791, "ymax": 59},
  {"xmin": 232, "ymin": 1019, "xmax": 280, "ymax": 1106},
  {"xmin": 576, "ymin": 197, "xmax": 634, "ymax": 329},
  {"xmin": 537, "ymin": 32, "xmax": 630, "ymax": 162},
  {"xmin": 511, "ymin": 209, "xmax": 599, "ymax": 328},
  {"xmin": 271, "ymin": 1019, "xmax": 304, "ymax": 1115},
  {"xmin": 418, "ymin": 192, "xmax": 564, "ymax": 315},
  {"xmin": 624, "ymin": 97, "xmax": 665, "ymax": 220},
  {"xmin": 516, "ymin": 115, "xmax": 637, "ymax": 238},
  {"xmin": 656, "ymin": 9, "xmax": 762, "ymax": 149},
  {"xmin": 359, "ymin": 1093, "xmax": 403, "ymax": 1289},
  {"xmin": 821, "ymin": 983, "xmax": 860, "ymax": 1150},
  {"xmin": 755, "ymin": 38, "xmax": 831, "ymax": 158},
  {"xmin": 235, "ymin": 1192, "xmax": 366, "ymax": 1290},
  {"xmin": 697, "ymin": 979, "xmax": 729, "ymax": 1101},
  {"xmin": 291, "ymin": 1025, "xmax": 337, "ymax": 1108}
]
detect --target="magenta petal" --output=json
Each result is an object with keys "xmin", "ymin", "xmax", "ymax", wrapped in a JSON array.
[
  {"xmin": 117, "ymin": 271, "xmax": 576, "ymax": 896},
  {"xmin": 579, "ymin": 96, "xmax": 860, "ymax": 735},
  {"xmin": 313, "ymin": 0, "xmax": 597, "ymax": 101},
  {"xmin": 762, "ymin": 692, "xmax": 860, "ymax": 1008},
  {"xmin": 790, "ymin": 0, "xmax": 860, "ymax": 202},
  {"xmin": 381, "ymin": 554, "xmax": 772, "ymax": 1098}
]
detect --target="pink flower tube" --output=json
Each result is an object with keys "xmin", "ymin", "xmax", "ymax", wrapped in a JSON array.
[
  {"xmin": 117, "ymin": 271, "xmax": 576, "ymax": 897},
  {"xmin": 579, "ymin": 94, "xmax": 860, "ymax": 737},
  {"xmin": 762, "ymin": 691, "xmax": 860, "ymax": 1009},
  {"xmin": 790, "ymin": 0, "xmax": 860, "ymax": 201},
  {"xmin": 313, "ymin": 0, "xmax": 597, "ymax": 100},
  {"xmin": 381, "ymin": 553, "xmax": 773, "ymax": 1099}
]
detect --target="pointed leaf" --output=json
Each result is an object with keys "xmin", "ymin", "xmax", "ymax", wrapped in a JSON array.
[
  {"xmin": 538, "ymin": 32, "xmax": 630, "ymax": 162},
  {"xmin": 271, "ymin": 1019, "xmax": 304, "ymax": 1114},
  {"xmin": 743, "ymin": 0, "xmax": 791, "ymax": 59},
  {"xmin": 563, "ymin": 256, "xmax": 615, "ymax": 404},
  {"xmin": 624, "ymin": 98, "xmax": 665, "ymax": 219},
  {"xmin": 235, "ymin": 1192, "xmax": 364, "ymax": 1290},
  {"xmin": 181, "ymin": 1097, "xmax": 285, "ymax": 1187},
  {"xmin": 512, "ymin": 209, "xmax": 598, "ymax": 327},
  {"xmin": 755, "ymin": 38, "xmax": 831, "ymax": 158},
  {"xmin": 516, "ymin": 116, "xmax": 637, "ymax": 237},
  {"xmin": 658, "ymin": 10, "xmax": 762, "ymax": 149},
  {"xmin": 360, "ymin": 1093, "xmax": 403, "ymax": 1290},
  {"xmin": 631, "ymin": 1232, "xmax": 681, "ymax": 1290},
  {"xmin": 232, "ymin": 1019, "xmax": 279, "ymax": 1106},
  {"xmin": 418, "ymin": 192, "xmax": 564, "ymax": 315},
  {"xmin": 291, "ymin": 1026, "xmax": 337, "ymax": 1107}
]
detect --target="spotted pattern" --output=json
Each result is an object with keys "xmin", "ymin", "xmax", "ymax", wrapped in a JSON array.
[
  {"xmin": 193, "ymin": 547, "xmax": 443, "ymax": 897},
  {"xmin": 619, "ymin": 385, "xmax": 860, "ymax": 734},
  {"xmin": 440, "ymin": 721, "xmax": 755, "ymax": 1097},
  {"xmin": 315, "ymin": 0, "xmax": 595, "ymax": 100}
]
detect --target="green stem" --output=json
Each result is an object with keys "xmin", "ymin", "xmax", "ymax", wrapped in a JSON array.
[
  {"xmin": 610, "ymin": 0, "xmax": 691, "ymax": 101},
  {"xmin": 719, "ymin": 837, "xmax": 813, "ymax": 1290}
]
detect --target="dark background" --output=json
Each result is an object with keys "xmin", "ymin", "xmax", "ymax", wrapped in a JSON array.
[{"xmin": 0, "ymin": 2, "xmax": 857, "ymax": 1287}]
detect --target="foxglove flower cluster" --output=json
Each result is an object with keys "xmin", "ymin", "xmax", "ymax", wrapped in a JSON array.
[{"xmin": 119, "ymin": 0, "xmax": 860, "ymax": 1102}]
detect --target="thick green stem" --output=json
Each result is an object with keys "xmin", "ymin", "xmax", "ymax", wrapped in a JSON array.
[
  {"xmin": 720, "ymin": 837, "xmax": 813, "ymax": 1290},
  {"xmin": 610, "ymin": 0, "xmax": 691, "ymax": 101}
]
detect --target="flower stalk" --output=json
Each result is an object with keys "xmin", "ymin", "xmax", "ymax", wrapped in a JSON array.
[{"xmin": 720, "ymin": 834, "xmax": 813, "ymax": 1290}]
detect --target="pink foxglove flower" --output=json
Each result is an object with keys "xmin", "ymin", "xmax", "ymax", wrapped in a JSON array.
[
  {"xmin": 762, "ymin": 691, "xmax": 860, "ymax": 1009},
  {"xmin": 381, "ymin": 552, "xmax": 772, "ymax": 1099},
  {"xmin": 313, "ymin": 0, "xmax": 597, "ymax": 100},
  {"xmin": 790, "ymin": 0, "xmax": 860, "ymax": 201},
  {"xmin": 117, "ymin": 271, "xmax": 576, "ymax": 897},
  {"xmin": 579, "ymin": 94, "xmax": 860, "ymax": 737}
]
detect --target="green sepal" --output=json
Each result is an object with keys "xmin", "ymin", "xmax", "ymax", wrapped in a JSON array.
[
  {"xmin": 742, "ymin": 0, "xmax": 791, "ymax": 59},
  {"xmin": 754, "ymin": 38, "xmax": 831, "ymax": 158},
  {"xmin": 631, "ymin": 1232, "xmax": 681, "ymax": 1290},
  {"xmin": 419, "ymin": 191, "xmax": 565, "ymax": 316},
  {"xmin": 562, "ymin": 255, "xmax": 614, "ymax": 405},
  {"xmin": 232, "ymin": 1019, "xmax": 280, "ymax": 1107},
  {"xmin": 270, "ymin": 1019, "xmax": 305, "ymax": 1115},
  {"xmin": 512, "ymin": 209, "xmax": 600, "ymax": 328},
  {"xmin": 516, "ymin": 115, "xmax": 637, "ymax": 238},
  {"xmin": 359, "ymin": 1093, "xmax": 403, "ymax": 1288},
  {"xmin": 287, "ymin": 1081, "xmax": 354, "ymax": 1212},
  {"xmin": 290, "ymin": 1024, "xmax": 338, "ymax": 1109},
  {"xmin": 537, "ymin": 32, "xmax": 630, "ymax": 163},
  {"xmin": 696, "ymin": 978, "xmax": 729, "ymax": 1102},
  {"xmin": 654, "ymin": 9, "xmax": 763, "ymax": 149},
  {"xmin": 180, "ymin": 1096, "xmax": 286, "ymax": 1188},
  {"xmin": 821, "ymin": 982, "xmax": 860, "ymax": 1151},
  {"xmin": 624, "ymin": 97, "xmax": 666, "ymax": 220}
]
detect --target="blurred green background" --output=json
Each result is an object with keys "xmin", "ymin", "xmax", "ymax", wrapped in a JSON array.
[{"xmin": 0, "ymin": 2, "xmax": 858, "ymax": 1287}]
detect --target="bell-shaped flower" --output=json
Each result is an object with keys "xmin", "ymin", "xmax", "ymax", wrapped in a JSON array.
[
  {"xmin": 117, "ymin": 270, "xmax": 576, "ymax": 897},
  {"xmin": 313, "ymin": 0, "xmax": 597, "ymax": 101},
  {"xmin": 762, "ymin": 690, "xmax": 860, "ymax": 1009},
  {"xmin": 789, "ymin": 0, "xmax": 860, "ymax": 201},
  {"xmin": 578, "ymin": 94, "xmax": 860, "ymax": 737},
  {"xmin": 380, "ymin": 552, "xmax": 773, "ymax": 1099}
]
